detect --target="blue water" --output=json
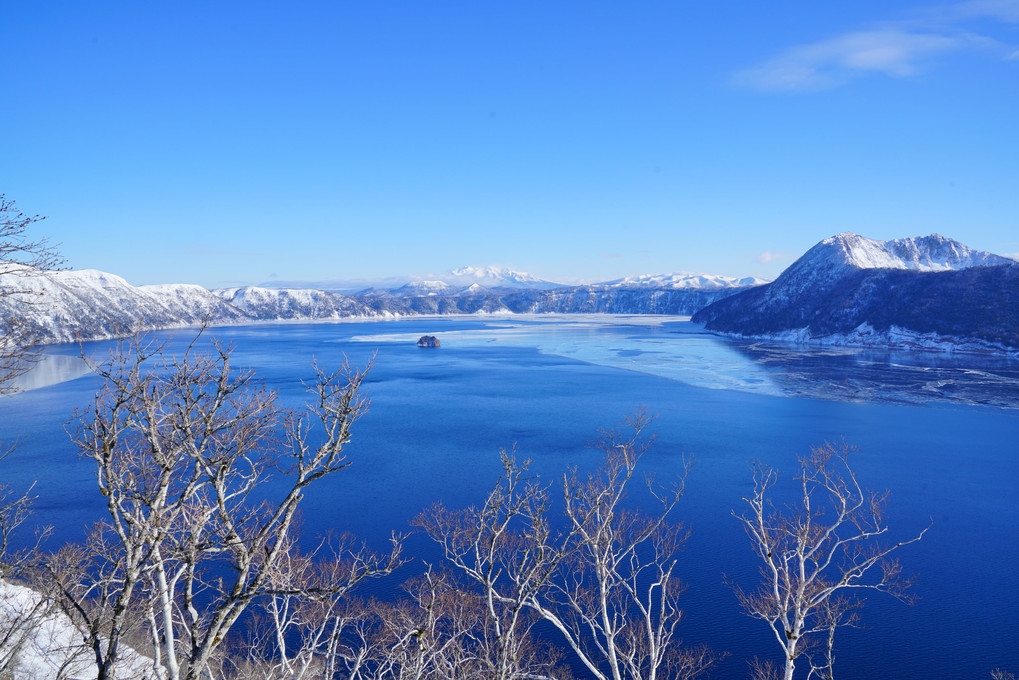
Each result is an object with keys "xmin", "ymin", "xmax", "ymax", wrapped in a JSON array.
[{"xmin": 2, "ymin": 317, "xmax": 1018, "ymax": 678}]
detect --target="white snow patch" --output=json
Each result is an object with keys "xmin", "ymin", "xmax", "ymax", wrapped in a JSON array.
[{"xmin": 0, "ymin": 579, "xmax": 159, "ymax": 680}]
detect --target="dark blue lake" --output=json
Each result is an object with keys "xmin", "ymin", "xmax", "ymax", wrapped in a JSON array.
[{"xmin": 2, "ymin": 316, "xmax": 1017, "ymax": 678}]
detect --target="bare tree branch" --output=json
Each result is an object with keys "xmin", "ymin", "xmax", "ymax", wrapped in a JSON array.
[
  {"xmin": 0, "ymin": 194, "xmax": 62, "ymax": 396},
  {"xmin": 47, "ymin": 331, "xmax": 397, "ymax": 680},
  {"xmin": 732, "ymin": 441, "xmax": 930, "ymax": 680},
  {"xmin": 418, "ymin": 411, "xmax": 717, "ymax": 680}
]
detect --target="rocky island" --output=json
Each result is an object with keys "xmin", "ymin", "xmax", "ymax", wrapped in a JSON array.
[{"xmin": 417, "ymin": 335, "xmax": 441, "ymax": 348}]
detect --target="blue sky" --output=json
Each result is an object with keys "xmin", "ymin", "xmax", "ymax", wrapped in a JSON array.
[{"xmin": 2, "ymin": 1, "xmax": 1017, "ymax": 288}]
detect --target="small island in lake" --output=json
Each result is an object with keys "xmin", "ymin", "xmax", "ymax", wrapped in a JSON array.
[{"xmin": 417, "ymin": 335, "xmax": 441, "ymax": 348}]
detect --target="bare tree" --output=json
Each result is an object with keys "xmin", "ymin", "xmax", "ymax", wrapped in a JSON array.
[
  {"xmin": 239, "ymin": 535, "xmax": 407, "ymax": 680},
  {"xmin": 49, "ymin": 333, "xmax": 401, "ymax": 680},
  {"xmin": 416, "ymin": 448, "xmax": 568, "ymax": 680},
  {"xmin": 0, "ymin": 195, "xmax": 62, "ymax": 678},
  {"xmin": 0, "ymin": 194, "xmax": 61, "ymax": 396},
  {"xmin": 362, "ymin": 571, "xmax": 500, "ymax": 680},
  {"xmin": 732, "ymin": 442, "xmax": 929, "ymax": 680},
  {"xmin": 244, "ymin": 564, "xmax": 561, "ymax": 680},
  {"xmin": 0, "ymin": 479, "xmax": 58, "ymax": 680},
  {"xmin": 418, "ymin": 412, "xmax": 716, "ymax": 680},
  {"xmin": 0, "ymin": 480, "xmax": 51, "ymax": 581}
]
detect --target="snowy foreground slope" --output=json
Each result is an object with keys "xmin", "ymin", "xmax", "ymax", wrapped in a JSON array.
[
  {"xmin": 0, "ymin": 267, "xmax": 759, "ymax": 344},
  {"xmin": 693, "ymin": 233, "xmax": 1019, "ymax": 354},
  {"xmin": 0, "ymin": 579, "xmax": 156, "ymax": 680}
]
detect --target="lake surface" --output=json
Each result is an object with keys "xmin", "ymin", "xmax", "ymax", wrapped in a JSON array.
[{"xmin": 2, "ymin": 316, "xmax": 1017, "ymax": 678}]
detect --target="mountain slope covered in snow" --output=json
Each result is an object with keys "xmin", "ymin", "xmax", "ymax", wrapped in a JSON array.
[
  {"xmin": 594, "ymin": 272, "xmax": 768, "ymax": 289},
  {"xmin": 692, "ymin": 233, "xmax": 1019, "ymax": 353},
  {"xmin": 1, "ymin": 267, "xmax": 760, "ymax": 344},
  {"xmin": 0, "ymin": 269, "xmax": 247, "ymax": 344}
]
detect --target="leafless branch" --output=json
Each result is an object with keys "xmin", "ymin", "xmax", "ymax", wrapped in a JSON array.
[
  {"xmin": 732, "ymin": 441, "xmax": 930, "ymax": 680},
  {"xmin": 46, "ymin": 331, "xmax": 394, "ymax": 680}
]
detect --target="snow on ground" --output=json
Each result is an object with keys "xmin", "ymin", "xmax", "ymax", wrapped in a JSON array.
[{"xmin": 0, "ymin": 579, "xmax": 158, "ymax": 680}]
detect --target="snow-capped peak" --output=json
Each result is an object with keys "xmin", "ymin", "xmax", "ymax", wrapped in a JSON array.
[
  {"xmin": 442, "ymin": 266, "xmax": 561, "ymax": 289},
  {"xmin": 825, "ymin": 232, "xmax": 1012, "ymax": 272},
  {"xmin": 757, "ymin": 232, "xmax": 1016, "ymax": 306},
  {"xmin": 450, "ymin": 265, "xmax": 536, "ymax": 280},
  {"xmin": 394, "ymin": 280, "xmax": 458, "ymax": 296}
]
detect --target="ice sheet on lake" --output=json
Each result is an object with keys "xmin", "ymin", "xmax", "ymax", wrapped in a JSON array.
[
  {"xmin": 350, "ymin": 316, "xmax": 787, "ymax": 396},
  {"xmin": 351, "ymin": 316, "xmax": 1019, "ymax": 408}
]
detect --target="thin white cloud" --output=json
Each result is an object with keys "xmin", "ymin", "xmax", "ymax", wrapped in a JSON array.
[
  {"xmin": 737, "ymin": 30, "xmax": 958, "ymax": 90},
  {"xmin": 952, "ymin": 0, "xmax": 1019, "ymax": 22},
  {"xmin": 736, "ymin": 1, "xmax": 1018, "ymax": 91},
  {"xmin": 756, "ymin": 251, "xmax": 795, "ymax": 264}
]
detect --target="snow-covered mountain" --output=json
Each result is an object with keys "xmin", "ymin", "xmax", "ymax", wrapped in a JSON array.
[
  {"xmin": 215, "ymin": 285, "xmax": 745, "ymax": 322},
  {"xmin": 260, "ymin": 265, "xmax": 563, "ymax": 294},
  {"xmin": 441, "ymin": 266, "xmax": 561, "ymax": 290},
  {"xmin": 258, "ymin": 265, "xmax": 773, "ymax": 297},
  {"xmin": 216, "ymin": 286, "xmax": 378, "ymax": 319},
  {"xmin": 0, "ymin": 263, "xmax": 764, "ymax": 344},
  {"xmin": 0, "ymin": 269, "xmax": 246, "ymax": 343},
  {"xmin": 693, "ymin": 233, "xmax": 1019, "ymax": 354},
  {"xmin": 595, "ymin": 272, "xmax": 769, "ymax": 290},
  {"xmin": 763, "ymin": 232, "xmax": 1014, "ymax": 299},
  {"xmin": 838, "ymin": 232, "xmax": 1010, "ymax": 271},
  {"xmin": 7, "ymin": 235, "xmax": 1016, "ymax": 356}
]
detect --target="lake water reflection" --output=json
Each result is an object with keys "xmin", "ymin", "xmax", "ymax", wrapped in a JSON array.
[{"xmin": 2, "ymin": 316, "xmax": 1017, "ymax": 678}]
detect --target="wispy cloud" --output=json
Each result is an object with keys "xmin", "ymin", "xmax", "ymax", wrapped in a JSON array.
[
  {"xmin": 951, "ymin": 0, "xmax": 1019, "ymax": 22},
  {"xmin": 735, "ymin": 1, "xmax": 1018, "ymax": 91},
  {"xmin": 756, "ymin": 250, "xmax": 795, "ymax": 264}
]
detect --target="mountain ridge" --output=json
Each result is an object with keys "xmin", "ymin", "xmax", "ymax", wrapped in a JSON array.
[
  {"xmin": 2, "ymin": 266, "xmax": 761, "ymax": 344},
  {"xmin": 7, "ymin": 233, "xmax": 1016, "ymax": 356},
  {"xmin": 692, "ymin": 233, "xmax": 1019, "ymax": 354}
]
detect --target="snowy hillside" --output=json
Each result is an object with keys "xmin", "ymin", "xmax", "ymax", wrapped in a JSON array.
[
  {"xmin": 0, "ymin": 263, "xmax": 763, "ymax": 344},
  {"xmin": 843, "ymin": 232, "xmax": 1011, "ymax": 271},
  {"xmin": 763, "ymin": 232, "xmax": 1015, "ymax": 300},
  {"xmin": 215, "ymin": 285, "xmax": 744, "ymax": 321},
  {"xmin": 0, "ymin": 269, "xmax": 246, "ymax": 344},
  {"xmin": 0, "ymin": 579, "xmax": 157, "ymax": 679},
  {"xmin": 693, "ymin": 233, "xmax": 1019, "ymax": 354},
  {"xmin": 217, "ymin": 286, "xmax": 378, "ymax": 319},
  {"xmin": 596, "ymin": 272, "xmax": 768, "ymax": 289}
]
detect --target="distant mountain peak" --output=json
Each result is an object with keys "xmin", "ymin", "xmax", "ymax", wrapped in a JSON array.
[
  {"xmin": 450, "ymin": 265, "xmax": 532, "ymax": 278},
  {"xmin": 442, "ymin": 265, "xmax": 561, "ymax": 290}
]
